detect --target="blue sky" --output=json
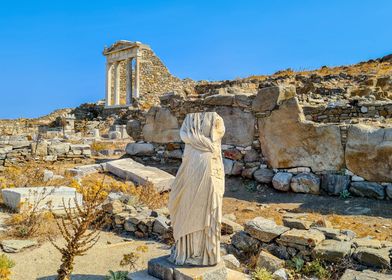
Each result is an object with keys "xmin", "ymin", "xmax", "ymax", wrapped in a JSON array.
[{"xmin": 0, "ymin": 0, "xmax": 391, "ymax": 119}]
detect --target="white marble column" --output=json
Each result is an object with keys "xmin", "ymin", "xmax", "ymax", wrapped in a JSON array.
[
  {"xmin": 133, "ymin": 56, "xmax": 140, "ymax": 99},
  {"xmin": 105, "ymin": 63, "xmax": 113, "ymax": 107},
  {"xmin": 113, "ymin": 61, "xmax": 121, "ymax": 106},
  {"xmin": 126, "ymin": 59, "xmax": 132, "ymax": 105}
]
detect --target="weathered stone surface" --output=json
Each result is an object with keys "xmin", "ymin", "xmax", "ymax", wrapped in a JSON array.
[
  {"xmin": 354, "ymin": 247, "xmax": 391, "ymax": 268},
  {"xmin": 215, "ymin": 107, "xmax": 255, "ymax": 146},
  {"xmin": 106, "ymin": 159, "xmax": 175, "ymax": 192},
  {"xmin": 244, "ymin": 217, "xmax": 289, "ymax": 242},
  {"xmin": 231, "ymin": 161, "xmax": 244, "ymax": 176},
  {"xmin": 277, "ymin": 229, "xmax": 325, "ymax": 248},
  {"xmin": 290, "ymin": 173, "xmax": 320, "ymax": 194},
  {"xmin": 257, "ymin": 250, "xmax": 285, "ymax": 273},
  {"xmin": 231, "ymin": 231, "xmax": 260, "ymax": 253},
  {"xmin": 221, "ymin": 217, "xmax": 243, "ymax": 235},
  {"xmin": 147, "ymin": 255, "xmax": 228, "ymax": 280},
  {"xmin": 128, "ymin": 270, "xmax": 159, "ymax": 280},
  {"xmin": 253, "ymin": 168, "xmax": 274, "ymax": 184},
  {"xmin": 241, "ymin": 167, "xmax": 258, "ymax": 179},
  {"xmin": 340, "ymin": 269, "xmax": 391, "ymax": 280},
  {"xmin": 126, "ymin": 143, "xmax": 154, "ymax": 156},
  {"xmin": 321, "ymin": 173, "xmax": 351, "ymax": 195},
  {"xmin": 313, "ymin": 240, "xmax": 352, "ymax": 262},
  {"xmin": 204, "ymin": 94, "xmax": 234, "ymax": 106},
  {"xmin": 345, "ymin": 124, "xmax": 392, "ymax": 182},
  {"xmin": 222, "ymin": 254, "xmax": 240, "ymax": 270},
  {"xmin": 1, "ymin": 239, "xmax": 38, "ymax": 253},
  {"xmin": 142, "ymin": 107, "xmax": 181, "ymax": 143},
  {"xmin": 126, "ymin": 120, "xmax": 142, "ymax": 140},
  {"xmin": 67, "ymin": 163, "xmax": 103, "ymax": 178},
  {"xmin": 353, "ymin": 238, "xmax": 382, "ymax": 249},
  {"xmin": 223, "ymin": 158, "xmax": 234, "ymax": 175},
  {"xmin": 258, "ymin": 98, "xmax": 344, "ymax": 172},
  {"xmin": 350, "ymin": 182, "xmax": 385, "ymax": 200},
  {"xmin": 386, "ymin": 184, "xmax": 392, "ymax": 199},
  {"xmin": 282, "ymin": 218, "xmax": 311, "ymax": 230},
  {"xmin": 272, "ymin": 268, "xmax": 289, "ymax": 280},
  {"xmin": 1, "ymin": 186, "xmax": 83, "ymax": 213},
  {"xmin": 48, "ymin": 142, "xmax": 70, "ymax": 155},
  {"xmin": 244, "ymin": 149, "xmax": 259, "ymax": 163},
  {"xmin": 153, "ymin": 215, "xmax": 170, "ymax": 235},
  {"xmin": 272, "ymin": 172, "xmax": 293, "ymax": 191},
  {"xmin": 223, "ymin": 149, "xmax": 243, "ymax": 161},
  {"xmin": 31, "ymin": 141, "xmax": 48, "ymax": 156},
  {"xmin": 252, "ymin": 85, "xmax": 296, "ymax": 112},
  {"xmin": 108, "ymin": 131, "xmax": 121, "ymax": 139}
]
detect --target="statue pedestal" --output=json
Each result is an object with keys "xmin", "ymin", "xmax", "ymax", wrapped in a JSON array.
[{"xmin": 145, "ymin": 255, "xmax": 228, "ymax": 280}]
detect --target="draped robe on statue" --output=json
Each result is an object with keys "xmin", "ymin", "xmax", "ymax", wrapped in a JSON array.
[{"xmin": 168, "ymin": 112, "xmax": 225, "ymax": 266}]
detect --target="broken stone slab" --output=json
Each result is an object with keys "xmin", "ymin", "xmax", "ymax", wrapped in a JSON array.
[
  {"xmin": 231, "ymin": 231, "xmax": 260, "ymax": 254},
  {"xmin": 106, "ymin": 158, "xmax": 174, "ymax": 192},
  {"xmin": 353, "ymin": 247, "xmax": 391, "ymax": 269},
  {"xmin": 222, "ymin": 254, "xmax": 241, "ymax": 270},
  {"xmin": 277, "ymin": 229, "xmax": 325, "ymax": 249},
  {"xmin": 353, "ymin": 238, "xmax": 382, "ymax": 249},
  {"xmin": 313, "ymin": 227, "xmax": 351, "ymax": 241},
  {"xmin": 1, "ymin": 186, "xmax": 83, "ymax": 213},
  {"xmin": 221, "ymin": 217, "xmax": 243, "ymax": 235},
  {"xmin": 126, "ymin": 143, "xmax": 155, "ymax": 156},
  {"xmin": 204, "ymin": 94, "xmax": 234, "ymax": 106},
  {"xmin": 349, "ymin": 182, "xmax": 385, "ymax": 200},
  {"xmin": 147, "ymin": 255, "xmax": 227, "ymax": 280},
  {"xmin": 1, "ymin": 239, "xmax": 38, "ymax": 253},
  {"xmin": 244, "ymin": 217, "xmax": 289, "ymax": 242},
  {"xmin": 340, "ymin": 269, "xmax": 392, "ymax": 280},
  {"xmin": 282, "ymin": 218, "xmax": 311, "ymax": 230},
  {"xmin": 252, "ymin": 85, "xmax": 296, "ymax": 112},
  {"xmin": 313, "ymin": 240, "xmax": 352, "ymax": 262},
  {"xmin": 66, "ymin": 163, "xmax": 104, "ymax": 178},
  {"xmin": 257, "ymin": 250, "xmax": 285, "ymax": 273}
]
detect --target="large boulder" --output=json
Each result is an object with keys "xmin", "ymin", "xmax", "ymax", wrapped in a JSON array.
[
  {"xmin": 252, "ymin": 85, "xmax": 296, "ymax": 112},
  {"xmin": 272, "ymin": 172, "xmax": 293, "ymax": 192},
  {"xmin": 345, "ymin": 124, "xmax": 392, "ymax": 182},
  {"xmin": 142, "ymin": 107, "xmax": 181, "ymax": 143},
  {"xmin": 321, "ymin": 173, "xmax": 351, "ymax": 195},
  {"xmin": 258, "ymin": 98, "xmax": 344, "ymax": 172},
  {"xmin": 215, "ymin": 107, "xmax": 255, "ymax": 147}
]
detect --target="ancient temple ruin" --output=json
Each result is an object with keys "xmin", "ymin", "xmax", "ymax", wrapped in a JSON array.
[{"xmin": 103, "ymin": 40, "xmax": 191, "ymax": 108}]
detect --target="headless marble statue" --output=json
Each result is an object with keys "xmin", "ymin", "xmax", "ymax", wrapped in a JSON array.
[{"xmin": 168, "ymin": 112, "xmax": 225, "ymax": 266}]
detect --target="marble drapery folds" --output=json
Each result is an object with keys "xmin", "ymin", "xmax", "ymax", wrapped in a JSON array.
[{"xmin": 168, "ymin": 112, "xmax": 225, "ymax": 266}]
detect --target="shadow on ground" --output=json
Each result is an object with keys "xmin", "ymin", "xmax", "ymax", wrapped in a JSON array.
[
  {"xmin": 225, "ymin": 177, "xmax": 392, "ymax": 219},
  {"xmin": 38, "ymin": 275, "xmax": 106, "ymax": 280}
]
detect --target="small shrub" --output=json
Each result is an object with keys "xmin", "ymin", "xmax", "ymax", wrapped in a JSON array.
[
  {"xmin": 287, "ymin": 256, "xmax": 304, "ymax": 272},
  {"xmin": 0, "ymin": 254, "xmax": 15, "ymax": 280},
  {"xmin": 136, "ymin": 245, "xmax": 148, "ymax": 253},
  {"xmin": 251, "ymin": 267, "xmax": 273, "ymax": 280},
  {"xmin": 339, "ymin": 189, "xmax": 351, "ymax": 199},
  {"xmin": 303, "ymin": 259, "xmax": 330, "ymax": 279},
  {"xmin": 105, "ymin": 270, "xmax": 128, "ymax": 280},
  {"xmin": 120, "ymin": 252, "xmax": 140, "ymax": 272}
]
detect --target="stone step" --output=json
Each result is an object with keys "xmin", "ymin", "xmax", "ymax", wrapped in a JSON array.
[{"xmin": 106, "ymin": 158, "xmax": 174, "ymax": 192}]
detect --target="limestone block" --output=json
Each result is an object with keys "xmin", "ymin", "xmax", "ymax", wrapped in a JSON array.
[
  {"xmin": 231, "ymin": 231, "xmax": 260, "ymax": 253},
  {"xmin": 340, "ymin": 269, "xmax": 391, "ymax": 280},
  {"xmin": 221, "ymin": 217, "xmax": 243, "ymax": 235},
  {"xmin": 142, "ymin": 107, "xmax": 181, "ymax": 143},
  {"xmin": 48, "ymin": 142, "xmax": 70, "ymax": 155},
  {"xmin": 244, "ymin": 217, "xmax": 289, "ymax": 242},
  {"xmin": 313, "ymin": 240, "xmax": 352, "ymax": 262},
  {"xmin": 252, "ymin": 85, "xmax": 296, "ymax": 112},
  {"xmin": 126, "ymin": 120, "xmax": 142, "ymax": 140},
  {"xmin": 345, "ymin": 124, "xmax": 392, "ymax": 182},
  {"xmin": 126, "ymin": 143, "xmax": 154, "ymax": 156},
  {"xmin": 66, "ymin": 163, "xmax": 103, "ymax": 178},
  {"xmin": 272, "ymin": 172, "xmax": 293, "ymax": 192},
  {"xmin": 215, "ymin": 107, "xmax": 255, "ymax": 146},
  {"xmin": 204, "ymin": 94, "xmax": 234, "ymax": 106},
  {"xmin": 1, "ymin": 186, "xmax": 83, "ymax": 213},
  {"xmin": 31, "ymin": 141, "xmax": 48, "ymax": 156},
  {"xmin": 282, "ymin": 218, "xmax": 311, "ymax": 230},
  {"xmin": 277, "ymin": 229, "xmax": 325, "ymax": 249},
  {"xmin": 349, "ymin": 182, "xmax": 385, "ymax": 200},
  {"xmin": 354, "ymin": 247, "xmax": 391, "ymax": 269},
  {"xmin": 290, "ymin": 173, "xmax": 320, "ymax": 194},
  {"xmin": 222, "ymin": 254, "xmax": 241, "ymax": 270},
  {"xmin": 258, "ymin": 98, "xmax": 344, "ymax": 172},
  {"xmin": 106, "ymin": 158, "xmax": 174, "ymax": 192},
  {"xmin": 234, "ymin": 92, "xmax": 254, "ymax": 108}
]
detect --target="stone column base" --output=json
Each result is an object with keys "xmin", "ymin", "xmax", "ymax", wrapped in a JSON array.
[{"xmin": 144, "ymin": 255, "xmax": 228, "ymax": 280}]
